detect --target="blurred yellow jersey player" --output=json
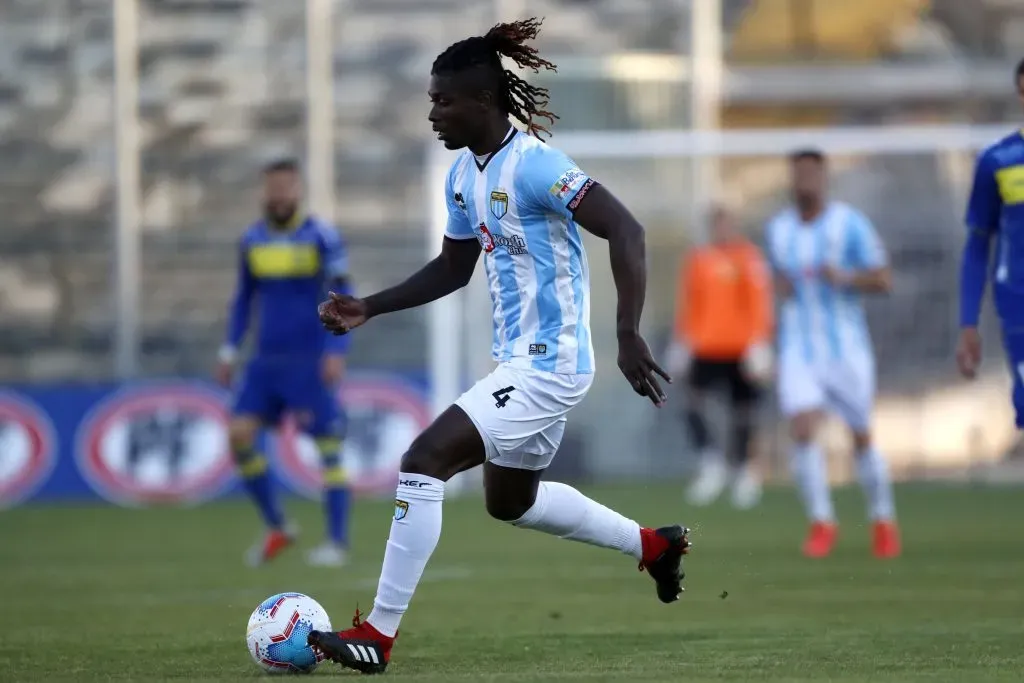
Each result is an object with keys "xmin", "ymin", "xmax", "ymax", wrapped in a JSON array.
[{"xmin": 666, "ymin": 206, "xmax": 773, "ymax": 509}]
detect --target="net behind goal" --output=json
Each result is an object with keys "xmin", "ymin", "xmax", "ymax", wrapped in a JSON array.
[{"xmin": 427, "ymin": 125, "xmax": 1018, "ymax": 489}]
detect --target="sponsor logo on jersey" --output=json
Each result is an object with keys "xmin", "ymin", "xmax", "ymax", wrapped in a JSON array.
[
  {"xmin": 489, "ymin": 189, "xmax": 509, "ymax": 219},
  {"xmin": 271, "ymin": 374, "xmax": 431, "ymax": 498},
  {"xmin": 567, "ymin": 179, "xmax": 595, "ymax": 211},
  {"xmin": 75, "ymin": 383, "xmax": 234, "ymax": 506},
  {"xmin": 453, "ymin": 192, "xmax": 467, "ymax": 212},
  {"xmin": 550, "ymin": 168, "xmax": 587, "ymax": 200},
  {"xmin": 0, "ymin": 392, "xmax": 57, "ymax": 509},
  {"xmin": 477, "ymin": 223, "xmax": 528, "ymax": 256}
]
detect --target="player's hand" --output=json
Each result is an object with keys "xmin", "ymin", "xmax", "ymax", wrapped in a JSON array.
[
  {"xmin": 820, "ymin": 265, "xmax": 851, "ymax": 288},
  {"xmin": 617, "ymin": 331, "xmax": 671, "ymax": 406},
  {"xmin": 321, "ymin": 354, "xmax": 346, "ymax": 385},
  {"xmin": 956, "ymin": 327, "xmax": 982, "ymax": 380},
  {"xmin": 214, "ymin": 360, "xmax": 234, "ymax": 387},
  {"xmin": 319, "ymin": 291, "xmax": 368, "ymax": 335}
]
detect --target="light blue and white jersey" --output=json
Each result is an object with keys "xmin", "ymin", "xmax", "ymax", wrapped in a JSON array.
[
  {"xmin": 445, "ymin": 130, "xmax": 596, "ymax": 374},
  {"xmin": 766, "ymin": 201, "xmax": 886, "ymax": 364}
]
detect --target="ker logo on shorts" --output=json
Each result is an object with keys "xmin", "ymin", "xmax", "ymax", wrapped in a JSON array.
[{"xmin": 394, "ymin": 499, "xmax": 409, "ymax": 521}]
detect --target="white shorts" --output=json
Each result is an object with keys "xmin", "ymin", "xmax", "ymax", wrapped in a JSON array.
[
  {"xmin": 777, "ymin": 352, "xmax": 875, "ymax": 431},
  {"xmin": 455, "ymin": 363, "xmax": 593, "ymax": 471}
]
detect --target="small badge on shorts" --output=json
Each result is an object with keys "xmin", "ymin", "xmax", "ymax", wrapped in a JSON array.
[
  {"xmin": 529, "ymin": 344, "xmax": 547, "ymax": 356},
  {"xmin": 394, "ymin": 499, "xmax": 409, "ymax": 521}
]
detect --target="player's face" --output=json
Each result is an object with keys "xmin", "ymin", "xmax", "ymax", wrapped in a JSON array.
[
  {"xmin": 263, "ymin": 170, "xmax": 301, "ymax": 225},
  {"xmin": 428, "ymin": 74, "xmax": 487, "ymax": 150},
  {"xmin": 791, "ymin": 158, "xmax": 825, "ymax": 205},
  {"xmin": 710, "ymin": 208, "xmax": 736, "ymax": 244}
]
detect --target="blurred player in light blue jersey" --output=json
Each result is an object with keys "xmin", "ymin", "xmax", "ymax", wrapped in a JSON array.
[
  {"xmin": 215, "ymin": 159, "xmax": 352, "ymax": 568},
  {"xmin": 957, "ymin": 60, "xmax": 1024, "ymax": 430},
  {"xmin": 308, "ymin": 18, "xmax": 691, "ymax": 674},
  {"xmin": 766, "ymin": 149, "xmax": 900, "ymax": 560}
]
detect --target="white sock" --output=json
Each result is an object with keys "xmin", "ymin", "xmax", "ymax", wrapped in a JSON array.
[
  {"xmin": 789, "ymin": 442, "xmax": 834, "ymax": 523},
  {"xmin": 510, "ymin": 481, "xmax": 643, "ymax": 560},
  {"xmin": 366, "ymin": 473, "xmax": 445, "ymax": 638},
  {"xmin": 855, "ymin": 446, "xmax": 895, "ymax": 521}
]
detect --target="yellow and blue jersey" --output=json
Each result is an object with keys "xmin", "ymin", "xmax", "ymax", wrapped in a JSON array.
[{"xmin": 226, "ymin": 215, "xmax": 351, "ymax": 358}]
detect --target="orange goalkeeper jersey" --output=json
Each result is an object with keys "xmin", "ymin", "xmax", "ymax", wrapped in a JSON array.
[{"xmin": 673, "ymin": 239, "xmax": 773, "ymax": 360}]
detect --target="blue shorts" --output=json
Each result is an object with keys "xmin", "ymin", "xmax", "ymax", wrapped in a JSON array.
[{"xmin": 233, "ymin": 356, "xmax": 343, "ymax": 437}]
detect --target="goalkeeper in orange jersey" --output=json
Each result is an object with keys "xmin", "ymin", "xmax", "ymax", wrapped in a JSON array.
[{"xmin": 667, "ymin": 206, "xmax": 774, "ymax": 509}]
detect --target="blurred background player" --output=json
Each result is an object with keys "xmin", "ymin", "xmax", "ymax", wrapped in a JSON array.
[
  {"xmin": 957, "ymin": 59, "xmax": 1024, "ymax": 429},
  {"xmin": 766, "ymin": 149, "xmax": 900, "ymax": 559},
  {"xmin": 216, "ymin": 158, "xmax": 353, "ymax": 568},
  {"xmin": 667, "ymin": 205, "xmax": 773, "ymax": 509}
]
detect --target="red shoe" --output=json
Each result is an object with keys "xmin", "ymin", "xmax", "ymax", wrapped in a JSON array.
[
  {"xmin": 638, "ymin": 525, "xmax": 692, "ymax": 603},
  {"xmin": 308, "ymin": 608, "xmax": 395, "ymax": 675},
  {"xmin": 802, "ymin": 521, "xmax": 838, "ymax": 558},
  {"xmin": 872, "ymin": 520, "xmax": 901, "ymax": 559},
  {"xmin": 245, "ymin": 527, "xmax": 296, "ymax": 567}
]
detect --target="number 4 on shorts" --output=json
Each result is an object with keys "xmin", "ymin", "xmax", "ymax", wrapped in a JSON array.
[{"xmin": 492, "ymin": 386, "xmax": 515, "ymax": 408}]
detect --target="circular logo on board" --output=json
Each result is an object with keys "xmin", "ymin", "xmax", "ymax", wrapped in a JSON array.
[
  {"xmin": 271, "ymin": 374, "xmax": 431, "ymax": 499},
  {"xmin": 75, "ymin": 384, "xmax": 234, "ymax": 506},
  {"xmin": 0, "ymin": 392, "xmax": 57, "ymax": 509}
]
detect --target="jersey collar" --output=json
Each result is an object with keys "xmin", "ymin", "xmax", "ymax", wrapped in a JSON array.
[{"xmin": 473, "ymin": 127, "xmax": 517, "ymax": 172}]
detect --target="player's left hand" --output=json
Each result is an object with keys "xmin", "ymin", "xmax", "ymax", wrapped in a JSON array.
[
  {"xmin": 321, "ymin": 354, "xmax": 346, "ymax": 386},
  {"xmin": 617, "ymin": 332, "xmax": 671, "ymax": 407}
]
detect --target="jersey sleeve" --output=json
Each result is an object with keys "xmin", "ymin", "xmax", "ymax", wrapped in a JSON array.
[
  {"xmin": 965, "ymin": 148, "xmax": 1001, "ymax": 235},
  {"xmin": 225, "ymin": 235, "xmax": 256, "ymax": 349},
  {"xmin": 847, "ymin": 209, "xmax": 887, "ymax": 269},
  {"xmin": 317, "ymin": 222, "xmax": 350, "ymax": 280},
  {"xmin": 445, "ymin": 160, "xmax": 475, "ymax": 240},
  {"xmin": 518, "ymin": 147, "xmax": 596, "ymax": 219}
]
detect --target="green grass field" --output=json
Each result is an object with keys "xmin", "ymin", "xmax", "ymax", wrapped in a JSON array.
[{"xmin": 2, "ymin": 483, "xmax": 1023, "ymax": 682}]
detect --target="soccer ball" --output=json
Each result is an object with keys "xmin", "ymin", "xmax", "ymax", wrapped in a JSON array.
[{"xmin": 246, "ymin": 592, "xmax": 332, "ymax": 674}]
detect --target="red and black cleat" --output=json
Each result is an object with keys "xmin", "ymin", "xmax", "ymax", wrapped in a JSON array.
[
  {"xmin": 638, "ymin": 525, "xmax": 692, "ymax": 603},
  {"xmin": 308, "ymin": 608, "xmax": 395, "ymax": 675}
]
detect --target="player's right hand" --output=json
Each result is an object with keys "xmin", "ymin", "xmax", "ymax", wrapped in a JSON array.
[
  {"xmin": 215, "ymin": 360, "xmax": 234, "ymax": 387},
  {"xmin": 319, "ymin": 291, "xmax": 368, "ymax": 335},
  {"xmin": 956, "ymin": 327, "xmax": 982, "ymax": 380}
]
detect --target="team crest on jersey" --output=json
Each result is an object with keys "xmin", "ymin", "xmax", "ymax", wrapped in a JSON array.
[{"xmin": 489, "ymin": 190, "xmax": 509, "ymax": 219}]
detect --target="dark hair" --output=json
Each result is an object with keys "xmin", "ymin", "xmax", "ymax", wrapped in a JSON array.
[
  {"xmin": 790, "ymin": 148, "xmax": 826, "ymax": 164},
  {"xmin": 1016, "ymin": 57, "xmax": 1024, "ymax": 84},
  {"xmin": 263, "ymin": 158, "xmax": 300, "ymax": 175},
  {"xmin": 431, "ymin": 17, "xmax": 558, "ymax": 138}
]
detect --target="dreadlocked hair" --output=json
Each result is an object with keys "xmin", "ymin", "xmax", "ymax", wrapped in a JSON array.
[{"xmin": 431, "ymin": 17, "xmax": 559, "ymax": 138}]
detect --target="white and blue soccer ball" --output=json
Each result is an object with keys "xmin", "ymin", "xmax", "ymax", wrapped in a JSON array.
[{"xmin": 246, "ymin": 592, "xmax": 332, "ymax": 674}]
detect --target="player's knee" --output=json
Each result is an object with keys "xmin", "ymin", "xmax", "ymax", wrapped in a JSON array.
[
  {"xmin": 484, "ymin": 490, "xmax": 534, "ymax": 522},
  {"xmin": 851, "ymin": 430, "xmax": 872, "ymax": 454},
  {"xmin": 228, "ymin": 418, "xmax": 259, "ymax": 460},
  {"xmin": 400, "ymin": 433, "xmax": 453, "ymax": 481},
  {"xmin": 788, "ymin": 412, "xmax": 818, "ymax": 444}
]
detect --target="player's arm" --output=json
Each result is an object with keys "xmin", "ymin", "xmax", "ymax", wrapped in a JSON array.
[
  {"xmin": 570, "ymin": 182, "xmax": 670, "ymax": 405},
  {"xmin": 740, "ymin": 247, "xmax": 775, "ymax": 381},
  {"xmin": 830, "ymin": 212, "xmax": 892, "ymax": 294},
  {"xmin": 957, "ymin": 149, "xmax": 1001, "ymax": 378},
  {"xmin": 960, "ymin": 150, "xmax": 1000, "ymax": 330},
  {"xmin": 318, "ymin": 224, "xmax": 354, "ymax": 383},
  {"xmin": 362, "ymin": 237, "xmax": 481, "ymax": 319},
  {"xmin": 222, "ymin": 241, "xmax": 255, "ymax": 361}
]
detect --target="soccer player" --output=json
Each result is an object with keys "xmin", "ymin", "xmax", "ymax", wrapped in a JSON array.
[
  {"xmin": 667, "ymin": 205, "xmax": 773, "ymax": 509},
  {"xmin": 766, "ymin": 149, "xmax": 900, "ymax": 559},
  {"xmin": 216, "ymin": 159, "xmax": 352, "ymax": 568},
  {"xmin": 309, "ymin": 18, "xmax": 691, "ymax": 674},
  {"xmin": 957, "ymin": 59, "xmax": 1024, "ymax": 428}
]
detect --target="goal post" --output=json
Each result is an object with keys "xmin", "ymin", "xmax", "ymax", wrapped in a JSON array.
[{"xmin": 427, "ymin": 123, "xmax": 1018, "ymax": 489}]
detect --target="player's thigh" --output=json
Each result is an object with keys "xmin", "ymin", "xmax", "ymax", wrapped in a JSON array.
[
  {"xmin": 482, "ymin": 461, "xmax": 545, "ymax": 521},
  {"xmin": 777, "ymin": 354, "xmax": 825, "ymax": 419},
  {"xmin": 278, "ymin": 360, "xmax": 343, "ymax": 439},
  {"xmin": 726, "ymin": 360, "xmax": 761, "ymax": 412},
  {"xmin": 401, "ymin": 405, "xmax": 488, "ymax": 481},
  {"xmin": 455, "ymin": 363, "xmax": 592, "ymax": 472},
  {"xmin": 231, "ymin": 360, "xmax": 276, "ymax": 450},
  {"xmin": 824, "ymin": 354, "xmax": 876, "ymax": 434},
  {"xmin": 1001, "ymin": 326, "xmax": 1024, "ymax": 428}
]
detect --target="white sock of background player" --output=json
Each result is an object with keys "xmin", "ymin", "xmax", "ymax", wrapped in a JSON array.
[
  {"xmin": 855, "ymin": 445, "xmax": 896, "ymax": 521},
  {"xmin": 790, "ymin": 441, "xmax": 835, "ymax": 523}
]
